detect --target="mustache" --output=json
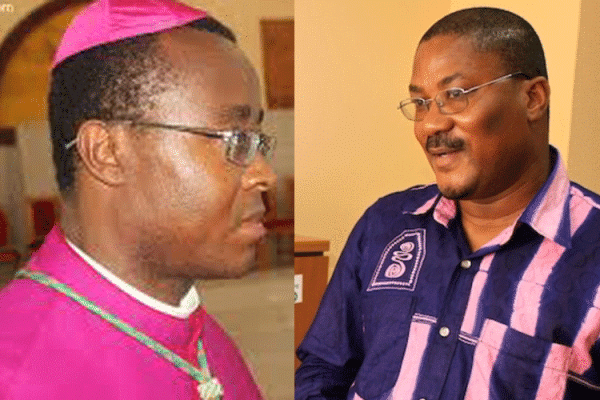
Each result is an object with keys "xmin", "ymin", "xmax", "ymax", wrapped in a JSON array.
[{"xmin": 426, "ymin": 133, "xmax": 465, "ymax": 152}]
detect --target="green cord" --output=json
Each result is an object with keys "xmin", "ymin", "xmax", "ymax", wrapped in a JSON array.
[{"xmin": 15, "ymin": 269, "xmax": 223, "ymax": 399}]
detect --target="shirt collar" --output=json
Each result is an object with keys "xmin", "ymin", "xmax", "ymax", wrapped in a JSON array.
[
  {"xmin": 408, "ymin": 146, "xmax": 572, "ymax": 249},
  {"xmin": 520, "ymin": 147, "xmax": 571, "ymax": 248},
  {"xmin": 65, "ymin": 238, "xmax": 201, "ymax": 318}
]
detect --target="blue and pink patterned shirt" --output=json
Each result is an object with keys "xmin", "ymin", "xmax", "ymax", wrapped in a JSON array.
[{"xmin": 296, "ymin": 147, "xmax": 600, "ymax": 400}]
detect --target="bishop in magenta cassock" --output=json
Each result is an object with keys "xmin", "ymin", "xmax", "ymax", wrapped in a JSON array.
[
  {"xmin": 0, "ymin": 0, "xmax": 277, "ymax": 398},
  {"xmin": 0, "ymin": 226, "xmax": 263, "ymax": 399}
]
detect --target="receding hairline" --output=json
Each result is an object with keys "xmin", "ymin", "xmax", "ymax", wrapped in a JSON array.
[
  {"xmin": 149, "ymin": 27, "xmax": 263, "ymax": 120},
  {"xmin": 417, "ymin": 7, "xmax": 547, "ymax": 79}
]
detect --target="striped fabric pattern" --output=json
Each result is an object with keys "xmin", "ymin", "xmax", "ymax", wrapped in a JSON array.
[{"xmin": 295, "ymin": 147, "xmax": 600, "ymax": 400}]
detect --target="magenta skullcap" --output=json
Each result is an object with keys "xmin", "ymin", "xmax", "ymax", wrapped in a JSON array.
[{"xmin": 52, "ymin": 0, "xmax": 207, "ymax": 69}]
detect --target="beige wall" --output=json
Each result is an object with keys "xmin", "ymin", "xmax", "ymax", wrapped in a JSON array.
[
  {"xmin": 568, "ymin": 0, "xmax": 600, "ymax": 194},
  {"xmin": 296, "ymin": 0, "xmax": 588, "ymax": 276}
]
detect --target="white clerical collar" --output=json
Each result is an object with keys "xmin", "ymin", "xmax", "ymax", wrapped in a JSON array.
[{"xmin": 65, "ymin": 238, "xmax": 200, "ymax": 319}]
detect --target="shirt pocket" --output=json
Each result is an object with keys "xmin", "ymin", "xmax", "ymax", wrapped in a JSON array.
[
  {"xmin": 465, "ymin": 319, "xmax": 571, "ymax": 400},
  {"xmin": 355, "ymin": 294, "xmax": 416, "ymax": 399}
]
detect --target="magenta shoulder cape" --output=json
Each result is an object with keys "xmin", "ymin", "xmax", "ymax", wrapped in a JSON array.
[{"xmin": 0, "ymin": 226, "xmax": 263, "ymax": 399}]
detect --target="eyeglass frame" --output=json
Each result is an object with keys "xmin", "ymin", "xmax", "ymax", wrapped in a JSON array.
[
  {"xmin": 64, "ymin": 120, "xmax": 276, "ymax": 167},
  {"xmin": 398, "ymin": 72, "xmax": 530, "ymax": 121}
]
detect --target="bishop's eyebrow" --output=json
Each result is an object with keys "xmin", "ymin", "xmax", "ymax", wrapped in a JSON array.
[
  {"xmin": 210, "ymin": 105, "xmax": 264, "ymax": 125},
  {"xmin": 409, "ymin": 73, "xmax": 463, "ymax": 94}
]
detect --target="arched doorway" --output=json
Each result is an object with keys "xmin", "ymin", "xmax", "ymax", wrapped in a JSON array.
[
  {"xmin": 0, "ymin": 0, "xmax": 90, "ymax": 253},
  {"xmin": 0, "ymin": 0, "xmax": 91, "ymax": 126}
]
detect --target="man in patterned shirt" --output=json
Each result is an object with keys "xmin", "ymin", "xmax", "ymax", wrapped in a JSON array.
[{"xmin": 296, "ymin": 7, "xmax": 600, "ymax": 400}]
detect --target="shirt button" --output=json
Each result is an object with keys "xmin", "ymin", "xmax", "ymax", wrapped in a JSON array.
[
  {"xmin": 460, "ymin": 260, "xmax": 471, "ymax": 269},
  {"xmin": 439, "ymin": 326, "xmax": 450, "ymax": 337}
]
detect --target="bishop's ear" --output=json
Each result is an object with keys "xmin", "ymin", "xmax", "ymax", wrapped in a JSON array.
[
  {"xmin": 75, "ymin": 120, "xmax": 128, "ymax": 187},
  {"xmin": 523, "ymin": 76, "xmax": 550, "ymax": 122}
]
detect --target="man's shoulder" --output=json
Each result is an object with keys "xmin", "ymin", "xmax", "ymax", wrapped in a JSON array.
[
  {"xmin": 570, "ymin": 180, "xmax": 600, "ymax": 202},
  {"xmin": 0, "ymin": 279, "xmax": 67, "ymax": 387},
  {"xmin": 568, "ymin": 180, "xmax": 600, "ymax": 221},
  {"xmin": 368, "ymin": 183, "xmax": 440, "ymax": 214},
  {"xmin": 0, "ymin": 278, "xmax": 61, "ymax": 332},
  {"xmin": 0, "ymin": 277, "xmax": 74, "ymax": 344},
  {"xmin": 201, "ymin": 314, "xmax": 264, "ymax": 399},
  {"xmin": 202, "ymin": 313, "xmax": 255, "ymax": 369}
]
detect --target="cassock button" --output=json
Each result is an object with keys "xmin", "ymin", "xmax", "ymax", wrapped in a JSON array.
[
  {"xmin": 439, "ymin": 326, "xmax": 450, "ymax": 337},
  {"xmin": 460, "ymin": 260, "xmax": 471, "ymax": 269}
]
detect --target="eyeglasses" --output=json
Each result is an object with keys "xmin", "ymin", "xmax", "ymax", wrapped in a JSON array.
[
  {"xmin": 65, "ymin": 120, "xmax": 276, "ymax": 167},
  {"xmin": 398, "ymin": 72, "xmax": 529, "ymax": 121}
]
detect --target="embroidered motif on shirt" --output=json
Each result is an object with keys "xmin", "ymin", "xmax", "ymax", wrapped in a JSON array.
[{"xmin": 367, "ymin": 228, "xmax": 426, "ymax": 292}]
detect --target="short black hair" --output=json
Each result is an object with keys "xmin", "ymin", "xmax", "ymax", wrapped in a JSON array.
[
  {"xmin": 420, "ymin": 7, "xmax": 547, "ymax": 80},
  {"xmin": 48, "ymin": 16, "xmax": 236, "ymax": 196}
]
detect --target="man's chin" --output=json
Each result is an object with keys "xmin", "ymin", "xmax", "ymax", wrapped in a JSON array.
[
  {"xmin": 219, "ymin": 249, "xmax": 259, "ymax": 278},
  {"xmin": 185, "ymin": 253, "xmax": 256, "ymax": 280},
  {"xmin": 222, "ymin": 262, "xmax": 256, "ymax": 278},
  {"xmin": 438, "ymin": 183, "xmax": 474, "ymax": 200}
]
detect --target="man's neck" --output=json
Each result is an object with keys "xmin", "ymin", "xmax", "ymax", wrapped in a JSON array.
[
  {"xmin": 61, "ymin": 212, "xmax": 195, "ymax": 307},
  {"xmin": 459, "ymin": 155, "xmax": 551, "ymax": 252},
  {"xmin": 110, "ymin": 265, "xmax": 196, "ymax": 307},
  {"xmin": 459, "ymin": 197, "xmax": 528, "ymax": 252}
]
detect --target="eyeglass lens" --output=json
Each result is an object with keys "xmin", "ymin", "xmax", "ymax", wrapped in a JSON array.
[
  {"xmin": 225, "ymin": 131, "xmax": 275, "ymax": 166},
  {"xmin": 437, "ymin": 89, "xmax": 468, "ymax": 114},
  {"xmin": 402, "ymin": 89, "xmax": 468, "ymax": 121}
]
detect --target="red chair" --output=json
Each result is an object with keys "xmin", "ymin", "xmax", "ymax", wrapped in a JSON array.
[{"xmin": 0, "ymin": 208, "xmax": 21, "ymax": 271}]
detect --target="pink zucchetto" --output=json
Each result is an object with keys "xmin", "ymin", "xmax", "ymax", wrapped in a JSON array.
[{"xmin": 52, "ymin": 0, "xmax": 207, "ymax": 69}]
